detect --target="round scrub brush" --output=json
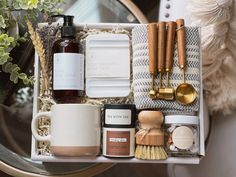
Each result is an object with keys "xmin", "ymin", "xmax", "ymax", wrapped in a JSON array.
[{"xmin": 135, "ymin": 111, "xmax": 168, "ymax": 160}]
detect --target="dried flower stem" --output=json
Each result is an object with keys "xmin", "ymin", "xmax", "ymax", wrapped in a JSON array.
[{"xmin": 27, "ymin": 21, "xmax": 49, "ymax": 92}]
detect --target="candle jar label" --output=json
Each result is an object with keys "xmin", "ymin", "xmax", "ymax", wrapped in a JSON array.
[
  {"xmin": 106, "ymin": 131, "xmax": 130, "ymax": 156},
  {"xmin": 105, "ymin": 109, "xmax": 131, "ymax": 125}
]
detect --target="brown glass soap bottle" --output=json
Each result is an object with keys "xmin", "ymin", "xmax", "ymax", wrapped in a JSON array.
[{"xmin": 52, "ymin": 15, "xmax": 84, "ymax": 103}]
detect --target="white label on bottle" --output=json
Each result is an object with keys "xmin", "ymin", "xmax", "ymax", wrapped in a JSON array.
[
  {"xmin": 105, "ymin": 109, "xmax": 131, "ymax": 125},
  {"xmin": 53, "ymin": 53, "xmax": 84, "ymax": 90}
]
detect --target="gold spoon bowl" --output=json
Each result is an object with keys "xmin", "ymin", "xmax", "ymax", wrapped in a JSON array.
[{"xmin": 175, "ymin": 83, "xmax": 197, "ymax": 105}]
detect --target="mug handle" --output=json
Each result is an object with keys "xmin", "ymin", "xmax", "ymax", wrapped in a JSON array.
[{"xmin": 31, "ymin": 112, "xmax": 51, "ymax": 142}]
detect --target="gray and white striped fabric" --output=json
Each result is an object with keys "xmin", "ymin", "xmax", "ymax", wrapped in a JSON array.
[{"xmin": 132, "ymin": 25, "xmax": 201, "ymax": 115}]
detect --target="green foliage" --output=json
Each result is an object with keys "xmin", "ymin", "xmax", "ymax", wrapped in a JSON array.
[
  {"xmin": 2, "ymin": 61, "xmax": 35, "ymax": 84},
  {"xmin": 0, "ymin": 0, "xmax": 64, "ymax": 85},
  {"xmin": 0, "ymin": 34, "xmax": 15, "ymax": 48},
  {"xmin": 37, "ymin": 0, "xmax": 64, "ymax": 14},
  {"xmin": 13, "ymin": 0, "xmax": 39, "ymax": 10},
  {"xmin": 0, "ymin": 15, "xmax": 6, "ymax": 29},
  {"xmin": 0, "ymin": 33, "xmax": 34, "ymax": 85},
  {"xmin": 0, "ymin": 48, "xmax": 10, "ymax": 65},
  {"xmin": 0, "ymin": 34, "xmax": 14, "ymax": 65}
]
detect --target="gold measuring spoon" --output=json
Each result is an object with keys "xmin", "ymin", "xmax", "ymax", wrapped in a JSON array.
[
  {"xmin": 162, "ymin": 21, "xmax": 176, "ymax": 100},
  {"xmin": 157, "ymin": 22, "xmax": 166, "ymax": 99},
  {"xmin": 175, "ymin": 19, "xmax": 197, "ymax": 105},
  {"xmin": 148, "ymin": 23, "xmax": 158, "ymax": 99}
]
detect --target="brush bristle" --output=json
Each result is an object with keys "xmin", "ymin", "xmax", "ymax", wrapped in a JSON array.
[{"xmin": 135, "ymin": 145, "xmax": 168, "ymax": 160}]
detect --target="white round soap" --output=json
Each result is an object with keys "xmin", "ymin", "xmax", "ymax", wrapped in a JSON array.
[{"xmin": 172, "ymin": 126, "xmax": 194, "ymax": 150}]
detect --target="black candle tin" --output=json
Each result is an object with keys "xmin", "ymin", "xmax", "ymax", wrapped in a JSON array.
[{"xmin": 103, "ymin": 104, "xmax": 136, "ymax": 128}]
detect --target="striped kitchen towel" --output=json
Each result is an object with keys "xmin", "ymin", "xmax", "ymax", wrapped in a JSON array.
[{"xmin": 132, "ymin": 25, "xmax": 201, "ymax": 115}]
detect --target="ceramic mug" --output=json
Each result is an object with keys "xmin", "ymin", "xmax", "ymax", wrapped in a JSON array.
[{"xmin": 31, "ymin": 104, "xmax": 101, "ymax": 156}]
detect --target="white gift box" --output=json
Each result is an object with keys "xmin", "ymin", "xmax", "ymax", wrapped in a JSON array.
[{"xmin": 31, "ymin": 23, "xmax": 205, "ymax": 164}]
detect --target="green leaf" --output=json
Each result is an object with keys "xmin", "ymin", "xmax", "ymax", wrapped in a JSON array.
[
  {"xmin": 0, "ymin": 34, "xmax": 15, "ymax": 48},
  {"xmin": 0, "ymin": 52, "xmax": 10, "ymax": 65},
  {"xmin": 29, "ymin": 76, "xmax": 35, "ymax": 84},
  {"xmin": 18, "ymin": 36, "xmax": 28, "ymax": 43},
  {"xmin": 24, "ymin": 32, "xmax": 28, "ymax": 38},
  {"xmin": 18, "ymin": 73, "xmax": 27, "ymax": 80},
  {"xmin": 10, "ymin": 71, "xmax": 19, "ymax": 83},
  {"xmin": 11, "ymin": 64, "xmax": 20, "ymax": 72},
  {"xmin": 0, "ymin": 15, "xmax": 6, "ymax": 29},
  {"xmin": 0, "ymin": 0, "xmax": 7, "ymax": 7},
  {"xmin": 13, "ymin": 77, "xmax": 19, "ymax": 84},
  {"xmin": 13, "ymin": 1, "xmax": 21, "ymax": 9},
  {"xmin": 8, "ymin": 36, "xmax": 14, "ymax": 42},
  {"xmin": 23, "ymin": 78, "xmax": 29, "ymax": 85},
  {"xmin": 2, "ymin": 62, "xmax": 12, "ymax": 72},
  {"xmin": 8, "ymin": 57, "xmax": 13, "ymax": 62}
]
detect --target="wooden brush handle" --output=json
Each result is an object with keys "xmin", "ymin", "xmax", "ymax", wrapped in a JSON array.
[
  {"xmin": 157, "ymin": 22, "xmax": 166, "ymax": 73},
  {"xmin": 165, "ymin": 21, "xmax": 176, "ymax": 71},
  {"xmin": 176, "ymin": 19, "xmax": 186, "ymax": 69},
  {"xmin": 138, "ymin": 111, "xmax": 163, "ymax": 129},
  {"xmin": 148, "ymin": 23, "xmax": 158, "ymax": 75}
]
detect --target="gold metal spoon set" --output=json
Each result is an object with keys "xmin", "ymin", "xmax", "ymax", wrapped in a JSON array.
[{"xmin": 147, "ymin": 19, "xmax": 197, "ymax": 105}]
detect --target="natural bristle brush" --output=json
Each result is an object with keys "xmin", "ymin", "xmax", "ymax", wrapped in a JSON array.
[{"xmin": 135, "ymin": 111, "xmax": 168, "ymax": 160}]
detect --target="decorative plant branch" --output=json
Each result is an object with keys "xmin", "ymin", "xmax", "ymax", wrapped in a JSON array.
[
  {"xmin": 0, "ymin": 0, "xmax": 64, "ymax": 85},
  {"xmin": 0, "ymin": 33, "xmax": 35, "ymax": 84}
]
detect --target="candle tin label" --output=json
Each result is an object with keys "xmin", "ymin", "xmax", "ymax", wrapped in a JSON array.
[
  {"xmin": 106, "ymin": 131, "xmax": 130, "ymax": 156},
  {"xmin": 103, "ymin": 128, "xmax": 135, "ymax": 157},
  {"xmin": 105, "ymin": 109, "xmax": 131, "ymax": 125}
]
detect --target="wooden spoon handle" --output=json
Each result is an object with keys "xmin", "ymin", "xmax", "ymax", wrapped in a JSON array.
[
  {"xmin": 176, "ymin": 19, "xmax": 186, "ymax": 69},
  {"xmin": 157, "ymin": 22, "xmax": 166, "ymax": 73},
  {"xmin": 148, "ymin": 23, "xmax": 158, "ymax": 75},
  {"xmin": 165, "ymin": 21, "xmax": 176, "ymax": 71}
]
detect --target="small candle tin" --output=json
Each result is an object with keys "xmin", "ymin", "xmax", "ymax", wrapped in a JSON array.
[
  {"xmin": 165, "ymin": 115, "xmax": 199, "ymax": 157},
  {"xmin": 102, "ymin": 104, "xmax": 136, "ymax": 157}
]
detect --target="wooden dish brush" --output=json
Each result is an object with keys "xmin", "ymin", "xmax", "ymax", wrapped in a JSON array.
[{"xmin": 135, "ymin": 111, "xmax": 168, "ymax": 160}]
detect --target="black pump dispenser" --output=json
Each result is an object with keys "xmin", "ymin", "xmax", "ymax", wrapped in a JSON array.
[{"xmin": 51, "ymin": 15, "xmax": 76, "ymax": 38}]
